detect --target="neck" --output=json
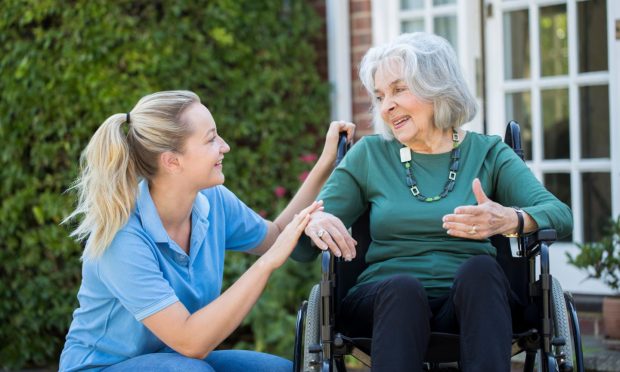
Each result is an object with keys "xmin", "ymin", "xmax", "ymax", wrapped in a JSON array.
[
  {"xmin": 406, "ymin": 127, "xmax": 455, "ymax": 154},
  {"xmin": 149, "ymin": 177, "xmax": 195, "ymax": 232}
]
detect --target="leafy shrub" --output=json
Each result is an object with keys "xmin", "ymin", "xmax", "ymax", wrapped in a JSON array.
[
  {"xmin": 566, "ymin": 216, "xmax": 620, "ymax": 293},
  {"xmin": 0, "ymin": 0, "xmax": 328, "ymax": 368}
]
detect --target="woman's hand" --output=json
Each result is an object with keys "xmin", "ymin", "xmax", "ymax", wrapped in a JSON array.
[
  {"xmin": 261, "ymin": 201, "xmax": 323, "ymax": 270},
  {"xmin": 319, "ymin": 120, "xmax": 356, "ymax": 165},
  {"xmin": 304, "ymin": 211, "xmax": 357, "ymax": 260},
  {"xmin": 442, "ymin": 178, "xmax": 519, "ymax": 240}
]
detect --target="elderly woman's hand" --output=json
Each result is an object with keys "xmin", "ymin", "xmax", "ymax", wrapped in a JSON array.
[
  {"xmin": 442, "ymin": 178, "xmax": 519, "ymax": 240},
  {"xmin": 319, "ymin": 121, "xmax": 356, "ymax": 165},
  {"xmin": 304, "ymin": 211, "xmax": 357, "ymax": 260}
]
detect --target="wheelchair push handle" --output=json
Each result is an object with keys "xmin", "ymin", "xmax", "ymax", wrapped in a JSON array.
[{"xmin": 336, "ymin": 132, "xmax": 349, "ymax": 165}]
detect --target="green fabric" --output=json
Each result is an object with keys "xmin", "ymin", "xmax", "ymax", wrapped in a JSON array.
[{"xmin": 292, "ymin": 132, "xmax": 573, "ymax": 298}]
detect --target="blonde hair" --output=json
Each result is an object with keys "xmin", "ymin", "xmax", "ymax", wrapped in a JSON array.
[
  {"xmin": 64, "ymin": 90, "xmax": 200, "ymax": 260},
  {"xmin": 359, "ymin": 32, "xmax": 477, "ymax": 140}
]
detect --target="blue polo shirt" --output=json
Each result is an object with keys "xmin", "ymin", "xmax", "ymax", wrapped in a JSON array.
[{"xmin": 59, "ymin": 181, "xmax": 268, "ymax": 371}]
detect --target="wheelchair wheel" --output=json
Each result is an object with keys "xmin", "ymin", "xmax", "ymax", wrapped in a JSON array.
[
  {"xmin": 303, "ymin": 284, "xmax": 322, "ymax": 372},
  {"xmin": 551, "ymin": 277, "xmax": 574, "ymax": 371}
]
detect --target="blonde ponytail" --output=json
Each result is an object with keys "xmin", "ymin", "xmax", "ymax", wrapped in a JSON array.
[{"xmin": 64, "ymin": 91, "xmax": 199, "ymax": 259}]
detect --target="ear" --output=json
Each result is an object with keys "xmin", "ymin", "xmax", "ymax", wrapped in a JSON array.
[{"xmin": 159, "ymin": 151, "xmax": 181, "ymax": 174}]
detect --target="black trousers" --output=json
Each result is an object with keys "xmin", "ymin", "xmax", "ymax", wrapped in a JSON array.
[{"xmin": 340, "ymin": 255, "xmax": 519, "ymax": 372}]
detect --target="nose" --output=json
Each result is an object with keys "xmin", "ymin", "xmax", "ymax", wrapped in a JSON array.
[
  {"xmin": 219, "ymin": 137, "xmax": 231, "ymax": 153},
  {"xmin": 380, "ymin": 96, "xmax": 395, "ymax": 119}
]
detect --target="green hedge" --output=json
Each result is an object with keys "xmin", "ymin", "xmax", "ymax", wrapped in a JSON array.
[{"xmin": 0, "ymin": 0, "xmax": 328, "ymax": 368}]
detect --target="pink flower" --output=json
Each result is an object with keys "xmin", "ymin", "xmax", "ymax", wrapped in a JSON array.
[
  {"xmin": 274, "ymin": 186, "xmax": 287, "ymax": 198},
  {"xmin": 300, "ymin": 153, "xmax": 318, "ymax": 164},
  {"xmin": 298, "ymin": 171, "xmax": 310, "ymax": 183},
  {"xmin": 258, "ymin": 210, "xmax": 268, "ymax": 218}
]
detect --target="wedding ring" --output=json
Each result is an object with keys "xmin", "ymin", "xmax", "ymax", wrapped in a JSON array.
[
  {"xmin": 317, "ymin": 229, "xmax": 326, "ymax": 238},
  {"xmin": 468, "ymin": 225, "xmax": 478, "ymax": 235}
]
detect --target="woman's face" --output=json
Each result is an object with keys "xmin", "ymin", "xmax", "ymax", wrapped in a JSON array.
[
  {"xmin": 178, "ymin": 102, "xmax": 230, "ymax": 189},
  {"xmin": 373, "ymin": 63, "xmax": 435, "ymax": 147}
]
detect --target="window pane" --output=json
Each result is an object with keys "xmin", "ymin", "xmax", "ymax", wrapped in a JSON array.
[
  {"xmin": 402, "ymin": 19, "xmax": 425, "ymax": 33},
  {"xmin": 582, "ymin": 172, "xmax": 612, "ymax": 242},
  {"xmin": 539, "ymin": 5, "xmax": 568, "ymax": 76},
  {"xmin": 578, "ymin": 0, "xmax": 608, "ymax": 72},
  {"xmin": 433, "ymin": 0, "xmax": 456, "ymax": 5},
  {"xmin": 544, "ymin": 173, "xmax": 572, "ymax": 241},
  {"xmin": 505, "ymin": 92, "xmax": 532, "ymax": 160},
  {"xmin": 503, "ymin": 10, "xmax": 530, "ymax": 79},
  {"xmin": 401, "ymin": 0, "xmax": 424, "ymax": 10},
  {"xmin": 541, "ymin": 88, "xmax": 569, "ymax": 159},
  {"xmin": 580, "ymin": 85, "xmax": 610, "ymax": 158},
  {"xmin": 434, "ymin": 15, "xmax": 458, "ymax": 54}
]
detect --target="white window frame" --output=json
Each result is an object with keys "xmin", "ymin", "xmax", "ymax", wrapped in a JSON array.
[{"xmin": 485, "ymin": 0, "xmax": 619, "ymax": 294}]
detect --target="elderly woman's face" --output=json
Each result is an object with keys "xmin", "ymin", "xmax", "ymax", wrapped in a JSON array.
[{"xmin": 373, "ymin": 64, "xmax": 435, "ymax": 147}]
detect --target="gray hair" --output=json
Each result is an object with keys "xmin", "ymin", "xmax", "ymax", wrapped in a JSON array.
[{"xmin": 359, "ymin": 32, "xmax": 477, "ymax": 140}]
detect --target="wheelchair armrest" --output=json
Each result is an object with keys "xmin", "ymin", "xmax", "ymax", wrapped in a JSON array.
[{"xmin": 523, "ymin": 229, "xmax": 557, "ymax": 258}]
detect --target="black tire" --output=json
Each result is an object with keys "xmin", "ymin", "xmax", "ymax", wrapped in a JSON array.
[
  {"xmin": 303, "ymin": 284, "xmax": 321, "ymax": 372},
  {"xmin": 551, "ymin": 277, "xmax": 574, "ymax": 371}
]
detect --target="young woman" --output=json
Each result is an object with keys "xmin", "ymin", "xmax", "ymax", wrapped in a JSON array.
[{"xmin": 59, "ymin": 90, "xmax": 355, "ymax": 371}]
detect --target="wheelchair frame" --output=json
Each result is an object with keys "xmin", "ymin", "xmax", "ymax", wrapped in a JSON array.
[{"xmin": 294, "ymin": 122, "xmax": 584, "ymax": 372}]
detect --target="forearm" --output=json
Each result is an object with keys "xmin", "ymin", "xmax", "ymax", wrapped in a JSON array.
[
  {"xmin": 146, "ymin": 258, "xmax": 275, "ymax": 358},
  {"xmin": 273, "ymin": 156, "xmax": 333, "ymax": 230}
]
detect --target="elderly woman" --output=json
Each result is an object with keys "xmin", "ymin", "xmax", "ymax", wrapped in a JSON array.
[{"xmin": 292, "ymin": 33, "xmax": 572, "ymax": 371}]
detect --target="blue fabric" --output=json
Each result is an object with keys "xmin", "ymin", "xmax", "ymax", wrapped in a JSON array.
[
  {"xmin": 60, "ymin": 181, "xmax": 268, "ymax": 371},
  {"xmin": 102, "ymin": 350, "xmax": 292, "ymax": 372}
]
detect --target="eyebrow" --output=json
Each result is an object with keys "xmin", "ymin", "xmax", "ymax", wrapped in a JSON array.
[
  {"xmin": 374, "ymin": 79, "xmax": 404, "ymax": 94},
  {"xmin": 203, "ymin": 128, "xmax": 216, "ymax": 139}
]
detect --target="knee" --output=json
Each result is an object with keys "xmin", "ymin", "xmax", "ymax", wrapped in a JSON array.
[
  {"xmin": 457, "ymin": 255, "xmax": 503, "ymax": 282},
  {"xmin": 378, "ymin": 274, "xmax": 425, "ymax": 298},
  {"xmin": 375, "ymin": 274, "xmax": 427, "ymax": 309}
]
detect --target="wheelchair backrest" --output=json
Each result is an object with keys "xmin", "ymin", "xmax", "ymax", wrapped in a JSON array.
[{"xmin": 333, "ymin": 121, "xmax": 531, "ymax": 320}]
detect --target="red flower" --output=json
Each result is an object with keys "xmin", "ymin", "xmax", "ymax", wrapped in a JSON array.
[
  {"xmin": 258, "ymin": 210, "xmax": 268, "ymax": 218},
  {"xmin": 300, "ymin": 153, "xmax": 318, "ymax": 164},
  {"xmin": 298, "ymin": 171, "xmax": 310, "ymax": 183},
  {"xmin": 274, "ymin": 186, "xmax": 287, "ymax": 198}
]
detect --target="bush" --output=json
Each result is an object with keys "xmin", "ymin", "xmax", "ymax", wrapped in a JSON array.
[{"xmin": 0, "ymin": 0, "xmax": 328, "ymax": 368}]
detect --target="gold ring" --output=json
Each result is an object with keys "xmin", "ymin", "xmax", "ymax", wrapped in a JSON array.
[
  {"xmin": 468, "ymin": 225, "xmax": 477, "ymax": 235},
  {"xmin": 317, "ymin": 229, "xmax": 326, "ymax": 238}
]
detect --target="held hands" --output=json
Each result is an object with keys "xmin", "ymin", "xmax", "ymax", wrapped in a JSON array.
[
  {"xmin": 442, "ymin": 178, "xmax": 518, "ymax": 240},
  {"xmin": 304, "ymin": 211, "xmax": 357, "ymax": 261},
  {"xmin": 262, "ymin": 201, "xmax": 324, "ymax": 270},
  {"xmin": 320, "ymin": 121, "xmax": 356, "ymax": 165}
]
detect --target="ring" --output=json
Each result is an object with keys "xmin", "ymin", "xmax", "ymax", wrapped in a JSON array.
[
  {"xmin": 468, "ymin": 225, "xmax": 477, "ymax": 235},
  {"xmin": 317, "ymin": 229, "xmax": 326, "ymax": 238}
]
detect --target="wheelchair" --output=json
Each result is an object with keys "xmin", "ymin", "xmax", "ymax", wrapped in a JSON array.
[{"xmin": 293, "ymin": 122, "xmax": 584, "ymax": 372}]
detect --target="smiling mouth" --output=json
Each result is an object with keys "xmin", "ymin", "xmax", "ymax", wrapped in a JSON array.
[{"xmin": 392, "ymin": 116, "xmax": 410, "ymax": 130}]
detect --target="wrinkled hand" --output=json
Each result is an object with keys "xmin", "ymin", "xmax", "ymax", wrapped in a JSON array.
[
  {"xmin": 304, "ymin": 211, "xmax": 357, "ymax": 260},
  {"xmin": 320, "ymin": 121, "xmax": 356, "ymax": 164},
  {"xmin": 442, "ymin": 178, "xmax": 517, "ymax": 240},
  {"xmin": 262, "ymin": 201, "xmax": 324, "ymax": 270}
]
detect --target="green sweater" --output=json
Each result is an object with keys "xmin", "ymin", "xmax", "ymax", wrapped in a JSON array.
[{"xmin": 292, "ymin": 132, "xmax": 573, "ymax": 298}]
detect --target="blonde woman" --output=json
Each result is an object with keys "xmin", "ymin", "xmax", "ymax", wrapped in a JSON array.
[{"xmin": 59, "ymin": 91, "xmax": 355, "ymax": 371}]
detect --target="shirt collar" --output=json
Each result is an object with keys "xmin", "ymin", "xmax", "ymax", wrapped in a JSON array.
[
  {"xmin": 136, "ymin": 180, "xmax": 213, "ymax": 246},
  {"xmin": 136, "ymin": 180, "xmax": 169, "ymax": 244}
]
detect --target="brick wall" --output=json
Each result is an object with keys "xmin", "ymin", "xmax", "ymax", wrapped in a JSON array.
[
  {"xmin": 310, "ymin": 0, "xmax": 374, "ymax": 139},
  {"xmin": 350, "ymin": 0, "xmax": 374, "ymax": 138}
]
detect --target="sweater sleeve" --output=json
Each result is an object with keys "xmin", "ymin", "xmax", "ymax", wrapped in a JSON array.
[
  {"xmin": 490, "ymin": 142, "xmax": 573, "ymax": 239},
  {"xmin": 291, "ymin": 138, "xmax": 370, "ymax": 262}
]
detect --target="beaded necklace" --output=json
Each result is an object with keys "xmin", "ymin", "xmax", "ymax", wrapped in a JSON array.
[{"xmin": 400, "ymin": 129, "xmax": 460, "ymax": 202}]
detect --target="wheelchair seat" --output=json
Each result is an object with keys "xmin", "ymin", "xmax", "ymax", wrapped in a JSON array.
[{"xmin": 293, "ymin": 121, "xmax": 584, "ymax": 372}]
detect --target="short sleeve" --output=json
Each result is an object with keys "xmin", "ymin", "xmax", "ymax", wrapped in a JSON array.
[
  {"xmin": 216, "ymin": 186, "xmax": 268, "ymax": 252},
  {"xmin": 96, "ymin": 232, "xmax": 179, "ymax": 321}
]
